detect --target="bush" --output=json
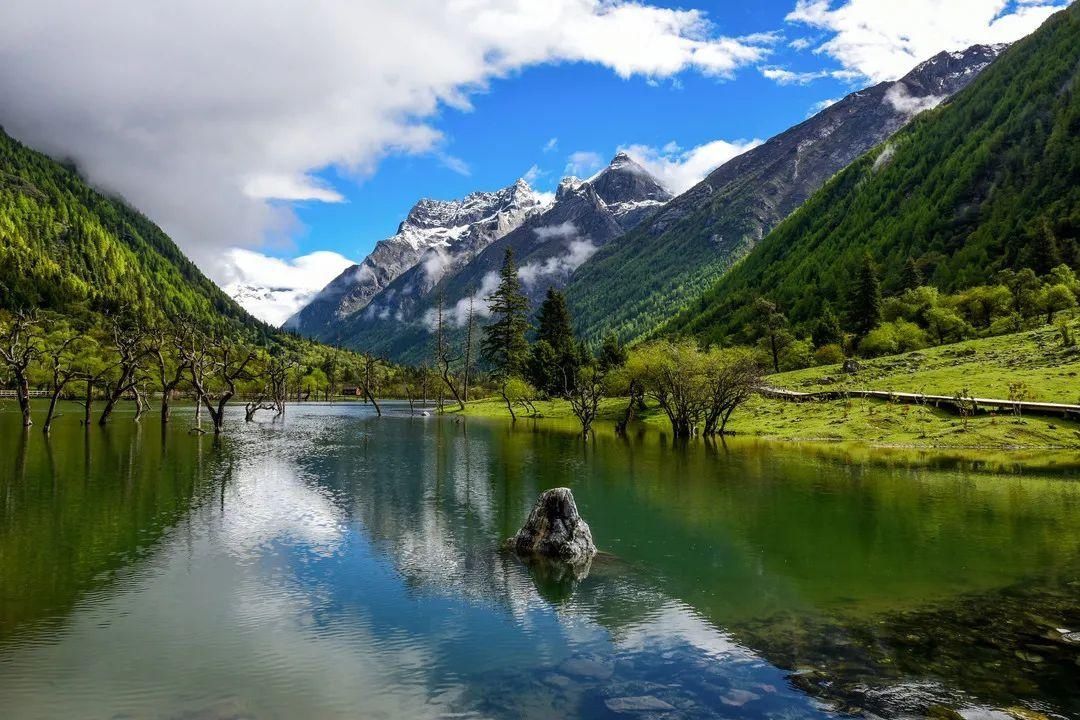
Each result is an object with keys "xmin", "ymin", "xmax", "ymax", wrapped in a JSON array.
[
  {"xmin": 859, "ymin": 324, "xmax": 899, "ymax": 357},
  {"xmin": 779, "ymin": 338, "xmax": 815, "ymax": 371},
  {"xmin": 814, "ymin": 343, "xmax": 845, "ymax": 365},
  {"xmin": 859, "ymin": 320, "xmax": 928, "ymax": 357}
]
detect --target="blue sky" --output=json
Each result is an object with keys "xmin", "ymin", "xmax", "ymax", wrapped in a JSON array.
[
  {"xmin": 290, "ymin": 0, "xmax": 860, "ymax": 260},
  {"xmin": 2, "ymin": 0, "xmax": 1070, "ymax": 324},
  {"xmin": 284, "ymin": 0, "xmax": 1068, "ymax": 266}
]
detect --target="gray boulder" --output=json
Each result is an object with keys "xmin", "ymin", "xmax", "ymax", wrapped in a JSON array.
[{"xmin": 509, "ymin": 488, "xmax": 596, "ymax": 564}]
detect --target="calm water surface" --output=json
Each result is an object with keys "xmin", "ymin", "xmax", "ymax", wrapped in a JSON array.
[{"xmin": 1, "ymin": 402, "xmax": 1079, "ymax": 719}]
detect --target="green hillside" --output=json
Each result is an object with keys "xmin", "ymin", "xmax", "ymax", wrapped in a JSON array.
[
  {"xmin": 663, "ymin": 3, "xmax": 1080, "ymax": 345},
  {"xmin": 0, "ymin": 127, "xmax": 257, "ymax": 328}
]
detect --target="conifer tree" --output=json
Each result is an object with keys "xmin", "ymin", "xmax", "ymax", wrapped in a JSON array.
[
  {"xmin": 536, "ymin": 287, "xmax": 574, "ymax": 354},
  {"xmin": 901, "ymin": 256, "xmax": 924, "ymax": 291},
  {"xmin": 1030, "ymin": 218, "xmax": 1063, "ymax": 274},
  {"xmin": 481, "ymin": 248, "xmax": 530, "ymax": 378},
  {"xmin": 849, "ymin": 253, "xmax": 883, "ymax": 339}
]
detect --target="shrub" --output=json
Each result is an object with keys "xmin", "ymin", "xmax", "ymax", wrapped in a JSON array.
[
  {"xmin": 859, "ymin": 321, "xmax": 928, "ymax": 357},
  {"xmin": 814, "ymin": 343, "xmax": 845, "ymax": 366}
]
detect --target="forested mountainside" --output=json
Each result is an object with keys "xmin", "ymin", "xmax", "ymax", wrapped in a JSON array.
[
  {"xmin": 0, "ymin": 127, "xmax": 257, "ymax": 328},
  {"xmin": 325, "ymin": 153, "xmax": 671, "ymax": 363},
  {"xmin": 662, "ymin": 3, "xmax": 1080, "ymax": 346},
  {"xmin": 564, "ymin": 44, "xmax": 1006, "ymax": 344},
  {"xmin": 287, "ymin": 178, "xmax": 547, "ymax": 339}
]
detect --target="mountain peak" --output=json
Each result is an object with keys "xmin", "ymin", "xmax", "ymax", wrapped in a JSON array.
[{"xmin": 588, "ymin": 152, "xmax": 671, "ymax": 206}]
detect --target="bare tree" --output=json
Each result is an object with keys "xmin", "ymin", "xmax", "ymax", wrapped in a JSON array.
[
  {"xmin": 266, "ymin": 351, "xmax": 297, "ymax": 418},
  {"xmin": 180, "ymin": 331, "xmax": 258, "ymax": 435},
  {"xmin": 463, "ymin": 293, "xmax": 476, "ymax": 403},
  {"xmin": 568, "ymin": 364, "xmax": 605, "ymax": 438},
  {"xmin": 0, "ymin": 310, "xmax": 43, "ymax": 428},
  {"xmin": 433, "ymin": 294, "xmax": 466, "ymax": 411},
  {"xmin": 149, "ymin": 323, "xmax": 191, "ymax": 424},
  {"xmin": 40, "ymin": 318, "xmax": 82, "ymax": 433},
  {"xmin": 98, "ymin": 316, "xmax": 152, "ymax": 426},
  {"xmin": 356, "ymin": 355, "xmax": 385, "ymax": 417}
]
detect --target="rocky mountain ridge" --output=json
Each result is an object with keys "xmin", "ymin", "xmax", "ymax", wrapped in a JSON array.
[
  {"xmin": 285, "ymin": 178, "xmax": 547, "ymax": 335},
  {"xmin": 562, "ymin": 43, "xmax": 1010, "ymax": 344}
]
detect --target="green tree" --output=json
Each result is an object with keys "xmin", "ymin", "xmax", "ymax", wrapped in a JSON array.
[
  {"xmin": 1038, "ymin": 283, "xmax": 1077, "ymax": 323},
  {"xmin": 597, "ymin": 332, "xmax": 628, "ymax": 372},
  {"xmin": 849, "ymin": 253, "xmax": 883, "ymax": 340},
  {"xmin": 811, "ymin": 304, "xmax": 844, "ymax": 348},
  {"xmin": 1029, "ymin": 219, "xmax": 1063, "ymax": 274},
  {"xmin": 751, "ymin": 298, "xmax": 792, "ymax": 374},
  {"xmin": 901, "ymin": 256, "xmax": 924, "ymax": 291},
  {"xmin": 481, "ymin": 248, "xmax": 531, "ymax": 379}
]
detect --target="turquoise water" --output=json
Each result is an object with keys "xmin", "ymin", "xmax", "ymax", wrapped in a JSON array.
[{"xmin": 1, "ymin": 402, "xmax": 1078, "ymax": 719}]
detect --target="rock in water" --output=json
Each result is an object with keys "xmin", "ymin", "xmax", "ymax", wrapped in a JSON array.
[{"xmin": 509, "ymin": 488, "xmax": 596, "ymax": 564}]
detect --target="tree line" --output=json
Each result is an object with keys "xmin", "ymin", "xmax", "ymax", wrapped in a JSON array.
[
  {"xmin": 738, "ymin": 258, "xmax": 1079, "ymax": 374},
  {"xmin": 0, "ymin": 309, "xmax": 393, "ymax": 434},
  {"xmin": 451, "ymin": 248, "xmax": 761, "ymax": 439}
]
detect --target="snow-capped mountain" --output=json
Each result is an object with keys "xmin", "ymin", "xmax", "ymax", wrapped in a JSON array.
[
  {"xmin": 286, "ymin": 178, "xmax": 547, "ymax": 336},
  {"xmin": 321, "ymin": 152, "xmax": 672, "ymax": 361},
  {"xmin": 226, "ymin": 283, "xmax": 316, "ymax": 327}
]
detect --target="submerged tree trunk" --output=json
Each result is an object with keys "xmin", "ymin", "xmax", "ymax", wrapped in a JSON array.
[
  {"xmin": 17, "ymin": 374, "xmax": 32, "ymax": 428},
  {"xmin": 43, "ymin": 385, "xmax": 64, "ymax": 434},
  {"xmin": 83, "ymin": 377, "xmax": 93, "ymax": 426}
]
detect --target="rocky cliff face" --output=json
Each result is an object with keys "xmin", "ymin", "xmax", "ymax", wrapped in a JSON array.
[
  {"xmin": 286, "ymin": 178, "xmax": 546, "ymax": 336},
  {"xmin": 563, "ymin": 44, "xmax": 1009, "ymax": 344},
  {"xmin": 325, "ymin": 153, "xmax": 672, "ymax": 362}
]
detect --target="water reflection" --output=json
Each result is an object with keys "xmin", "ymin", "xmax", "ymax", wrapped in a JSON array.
[{"xmin": 0, "ymin": 403, "xmax": 1078, "ymax": 719}]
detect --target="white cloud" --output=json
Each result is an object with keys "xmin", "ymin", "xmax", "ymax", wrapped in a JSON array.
[
  {"xmin": 565, "ymin": 151, "xmax": 605, "ymax": 177},
  {"xmin": 517, "ymin": 239, "xmax": 599, "ymax": 288},
  {"xmin": 437, "ymin": 153, "xmax": 471, "ymax": 176},
  {"xmin": 808, "ymin": 97, "xmax": 840, "ymax": 115},
  {"xmin": 427, "ymin": 228, "xmax": 597, "ymax": 331},
  {"xmin": 243, "ymin": 174, "xmax": 346, "ymax": 203},
  {"xmin": 533, "ymin": 221, "xmax": 579, "ymax": 241},
  {"xmin": 522, "ymin": 164, "xmax": 544, "ymax": 185},
  {"xmin": 786, "ymin": 0, "xmax": 1069, "ymax": 82},
  {"xmin": 421, "ymin": 247, "xmax": 454, "ymax": 282},
  {"xmin": 618, "ymin": 139, "xmax": 763, "ymax": 194},
  {"xmin": 759, "ymin": 66, "xmax": 860, "ymax": 85},
  {"xmin": 0, "ymin": 0, "xmax": 774, "ymax": 282},
  {"xmin": 543, "ymin": 137, "xmax": 559, "ymax": 153},
  {"xmin": 219, "ymin": 249, "xmax": 354, "ymax": 326},
  {"xmin": 440, "ymin": 270, "xmax": 502, "ymax": 328},
  {"xmin": 884, "ymin": 84, "xmax": 946, "ymax": 116}
]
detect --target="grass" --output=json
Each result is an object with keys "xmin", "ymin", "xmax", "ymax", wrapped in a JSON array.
[
  {"xmin": 771, "ymin": 319, "xmax": 1080, "ymax": 404},
  {"xmin": 450, "ymin": 321, "xmax": 1080, "ymax": 450}
]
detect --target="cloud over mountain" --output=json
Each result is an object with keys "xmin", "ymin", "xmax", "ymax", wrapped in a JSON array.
[{"xmin": 0, "ymin": 0, "xmax": 774, "ymax": 281}]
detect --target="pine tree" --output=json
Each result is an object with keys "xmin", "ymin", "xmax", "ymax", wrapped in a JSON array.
[
  {"xmin": 536, "ymin": 287, "xmax": 574, "ymax": 354},
  {"xmin": 1030, "ymin": 218, "xmax": 1063, "ymax": 274},
  {"xmin": 901, "ymin": 256, "xmax": 924, "ymax": 291},
  {"xmin": 481, "ymin": 248, "xmax": 531, "ymax": 378},
  {"xmin": 849, "ymin": 253, "xmax": 883, "ymax": 338}
]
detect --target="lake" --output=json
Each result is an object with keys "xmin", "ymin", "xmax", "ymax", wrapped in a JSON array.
[{"xmin": 1, "ymin": 402, "xmax": 1079, "ymax": 719}]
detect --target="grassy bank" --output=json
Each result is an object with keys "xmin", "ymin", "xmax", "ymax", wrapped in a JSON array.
[
  {"xmin": 450, "ymin": 322, "xmax": 1080, "ymax": 449},
  {"xmin": 772, "ymin": 321, "xmax": 1080, "ymax": 403}
]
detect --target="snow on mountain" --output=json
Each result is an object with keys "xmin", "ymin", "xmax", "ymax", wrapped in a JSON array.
[{"xmin": 285, "ymin": 178, "xmax": 547, "ymax": 336}]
